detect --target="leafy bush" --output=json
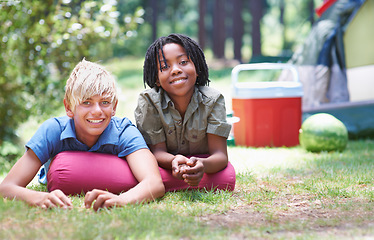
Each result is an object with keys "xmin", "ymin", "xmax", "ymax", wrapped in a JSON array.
[
  {"xmin": 0, "ymin": 141, "xmax": 23, "ymax": 172},
  {"xmin": 0, "ymin": 0, "xmax": 142, "ymax": 145}
]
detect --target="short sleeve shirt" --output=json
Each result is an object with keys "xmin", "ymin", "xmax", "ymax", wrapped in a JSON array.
[
  {"xmin": 26, "ymin": 116, "xmax": 148, "ymax": 165},
  {"xmin": 134, "ymin": 86, "xmax": 231, "ymax": 156}
]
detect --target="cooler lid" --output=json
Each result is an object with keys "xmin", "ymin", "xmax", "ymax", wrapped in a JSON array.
[{"xmin": 232, "ymin": 81, "xmax": 303, "ymax": 99}]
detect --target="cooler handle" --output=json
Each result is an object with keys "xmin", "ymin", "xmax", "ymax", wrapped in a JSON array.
[{"xmin": 231, "ymin": 63, "xmax": 299, "ymax": 86}]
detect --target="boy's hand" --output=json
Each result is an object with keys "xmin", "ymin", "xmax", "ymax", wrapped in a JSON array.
[
  {"xmin": 38, "ymin": 189, "xmax": 72, "ymax": 209},
  {"xmin": 181, "ymin": 157, "xmax": 205, "ymax": 186},
  {"xmin": 84, "ymin": 189, "xmax": 122, "ymax": 211},
  {"xmin": 171, "ymin": 155, "xmax": 190, "ymax": 180}
]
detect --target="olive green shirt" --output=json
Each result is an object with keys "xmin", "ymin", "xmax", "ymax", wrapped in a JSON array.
[{"xmin": 135, "ymin": 86, "xmax": 231, "ymax": 156}]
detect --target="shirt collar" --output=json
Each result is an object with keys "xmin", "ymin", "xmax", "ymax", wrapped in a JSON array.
[
  {"xmin": 160, "ymin": 88, "xmax": 173, "ymax": 109},
  {"xmin": 184, "ymin": 87, "xmax": 200, "ymax": 122},
  {"xmin": 60, "ymin": 117, "xmax": 119, "ymax": 150},
  {"xmin": 60, "ymin": 118, "xmax": 77, "ymax": 140},
  {"xmin": 96, "ymin": 119, "xmax": 119, "ymax": 146},
  {"xmin": 160, "ymin": 86, "xmax": 201, "ymax": 110}
]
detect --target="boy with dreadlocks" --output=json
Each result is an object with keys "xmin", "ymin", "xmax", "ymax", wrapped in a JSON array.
[{"xmin": 135, "ymin": 33, "xmax": 236, "ymax": 191}]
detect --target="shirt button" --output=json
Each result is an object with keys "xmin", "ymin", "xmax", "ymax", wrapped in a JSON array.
[
  {"xmin": 181, "ymin": 140, "xmax": 185, "ymax": 145},
  {"xmin": 168, "ymin": 130, "xmax": 173, "ymax": 134}
]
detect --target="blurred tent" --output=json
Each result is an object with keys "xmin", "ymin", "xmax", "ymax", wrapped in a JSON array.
[{"xmin": 280, "ymin": 0, "xmax": 374, "ymax": 138}]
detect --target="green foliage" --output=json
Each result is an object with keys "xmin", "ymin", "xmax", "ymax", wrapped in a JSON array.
[
  {"xmin": 0, "ymin": 141, "xmax": 23, "ymax": 172},
  {"xmin": 0, "ymin": 1, "xmax": 142, "ymax": 144}
]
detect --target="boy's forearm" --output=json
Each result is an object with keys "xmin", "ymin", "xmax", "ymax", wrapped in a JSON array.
[
  {"xmin": 149, "ymin": 143, "xmax": 176, "ymax": 169},
  {"xmin": 0, "ymin": 183, "xmax": 47, "ymax": 207},
  {"xmin": 198, "ymin": 153, "xmax": 228, "ymax": 174},
  {"xmin": 153, "ymin": 151, "xmax": 175, "ymax": 169},
  {"xmin": 119, "ymin": 177, "xmax": 165, "ymax": 204}
]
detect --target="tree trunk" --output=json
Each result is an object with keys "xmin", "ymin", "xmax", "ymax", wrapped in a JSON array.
[
  {"xmin": 280, "ymin": 0, "xmax": 285, "ymax": 50},
  {"xmin": 213, "ymin": 0, "xmax": 225, "ymax": 59},
  {"xmin": 249, "ymin": 0, "xmax": 262, "ymax": 57},
  {"xmin": 309, "ymin": 0, "xmax": 315, "ymax": 26},
  {"xmin": 198, "ymin": 0, "xmax": 207, "ymax": 50},
  {"xmin": 233, "ymin": 0, "xmax": 243, "ymax": 62},
  {"xmin": 151, "ymin": 0, "xmax": 158, "ymax": 42}
]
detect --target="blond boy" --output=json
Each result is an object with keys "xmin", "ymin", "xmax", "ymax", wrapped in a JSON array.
[{"xmin": 0, "ymin": 59, "xmax": 165, "ymax": 210}]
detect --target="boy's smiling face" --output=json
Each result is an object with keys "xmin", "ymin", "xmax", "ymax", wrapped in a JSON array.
[
  {"xmin": 156, "ymin": 43, "xmax": 197, "ymax": 103},
  {"xmin": 64, "ymin": 94, "xmax": 117, "ymax": 148}
]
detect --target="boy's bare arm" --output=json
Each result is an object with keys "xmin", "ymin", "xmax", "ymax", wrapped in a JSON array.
[
  {"xmin": 198, "ymin": 133, "xmax": 228, "ymax": 173},
  {"xmin": 122, "ymin": 148, "xmax": 165, "ymax": 202},
  {"xmin": 149, "ymin": 142, "xmax": 191, "ymax": 180},
  {"xmin": 149, "ymin": 142, "xmax": 177, "ymax": 169},
  {"xmin": 179, "ymin": 134, "xmax": 228, "ymax": 186},
  {"xmin": 84, "ymin": 148, "xmax": 165, "ymax": 211},
  {"xmin": 0, "ymin": 149, "xmax": 72, "ymax": 208}
]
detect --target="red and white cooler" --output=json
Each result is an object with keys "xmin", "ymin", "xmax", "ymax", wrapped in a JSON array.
[{"xmin": 231, "ymin": 63, "xmax": 303, "ymax": 147}]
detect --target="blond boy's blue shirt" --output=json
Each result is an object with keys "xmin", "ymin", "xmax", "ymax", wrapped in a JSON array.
[
  {"xmin": 26, "ymin": 116, "xmax": 148, "ymax": 165},
  {"xmin": 135, "ymin": 86, "xmax": 231, "ymax": 156}
]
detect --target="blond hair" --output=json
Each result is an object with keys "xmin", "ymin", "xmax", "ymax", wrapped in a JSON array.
[{"xmin": 64, "ymin": 59, "xmax": 118, "ymax": 111}]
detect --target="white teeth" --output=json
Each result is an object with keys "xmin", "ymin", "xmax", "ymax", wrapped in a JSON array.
[
  {"xmin": 172, "ymin": 79, "xmax": 184, "ymax": 84},
  {"xmin": 88, "ymin": 119, "xmax": 103, "ymax": 123}
]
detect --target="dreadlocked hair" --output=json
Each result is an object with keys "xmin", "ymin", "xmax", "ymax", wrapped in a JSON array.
[{"xmin": 143, "ymin": 33, "xmax": 210, "ymax": 89}]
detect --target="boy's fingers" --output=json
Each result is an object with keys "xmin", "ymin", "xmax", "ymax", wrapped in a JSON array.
[
  {"xmin": 92, "ymin": 194, "xmax": 112, "ymax": 211},
  {"xmin": 183, "ymin": 177, "xmax": 199, "ymax": 186},
  {"xmin": 183, "ymin": 162, "xmax": 203, "ymax": 174},
  {"xmin": 62, "ymin": 196, "xmax": 73, "ymax": 207},
  {"xmin": 47, "ymin": 190, "xmax": 72, "ymax": 208},
  {"xmin": 183, "ymin": 172, "xmax": 203, "ymax": 181},
  {"xmin": 51, "ymin": 196, "xmax": 66, "ymax": 208},
  {"xmin": 84, "ymin": 189, "xmax": 114, "ymax": 211},
  {"xmin": 84, "ymin": 190, "xmax": 101, "ymax": 208},
  {"xmin": 172, "ymin": 164, "xmax": 179, "ymax": 173},
  {"xmin": 54, "ymin": 190, "xmax": 72, "ymax": 207},
  {"xmin": 172, "ymin": 156, "xmax": 187, "ymax": 172},
  {"xmin": 187, "ymin": 157, "xmax": 197, "ymax": 166},
  {"xmin": 42, "ymin": 199, "xmax": 55, "ymax": 209},
  {"xmin": 182, "ymin": 171, "xmax": 204, "ymax": 186}
]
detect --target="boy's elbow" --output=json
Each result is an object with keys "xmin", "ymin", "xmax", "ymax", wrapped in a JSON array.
[
  {"xmin": 0, "ymin": 182, "xmax": 12, "ymax": 197},
  {"xmin": 147, "ymin": 177, "xmax": 165, "ymax": 199},
  {"xmin": 218, "ymin": 153, "xmax": 229, "ymax": 169},
  {"xmin": 0, "ymin": 184, "xmax": 5, "ymax": 197},
  {"xmin": 223, "ymin": 154, "xmax": 229, "ymax": 164},
  {"xmin": 154, "ymin": 178, "xmax": 165, "ymax": 198}
]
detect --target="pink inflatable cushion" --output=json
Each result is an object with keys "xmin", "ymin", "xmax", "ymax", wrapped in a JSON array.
[{"xmin": 47, "ymin": 151, "xmax": 236, "ymax": 195}]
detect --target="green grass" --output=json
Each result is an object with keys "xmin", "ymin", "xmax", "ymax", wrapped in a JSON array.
[
  {"xmin": 1, "ymin": 58, "xmax": 374, "ymax": 239},
  {"xmin": 1, "ymin": 140, "xmax": 374, "ymax": 239}
]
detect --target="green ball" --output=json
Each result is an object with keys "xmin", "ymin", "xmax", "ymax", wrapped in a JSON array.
[{"xmin": 299, "ymin": 113, "xmax": 348, "ymax": 152}]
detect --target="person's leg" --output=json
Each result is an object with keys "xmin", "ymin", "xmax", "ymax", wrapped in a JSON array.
[{"xmin": 47, "ymin": 151, "xmax": 139, "ymax": 195}]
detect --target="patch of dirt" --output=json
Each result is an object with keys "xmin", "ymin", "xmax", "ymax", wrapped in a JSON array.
[{"xmin": 199, "ymin": 196, "xmax": 374, "ymax": 238}]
